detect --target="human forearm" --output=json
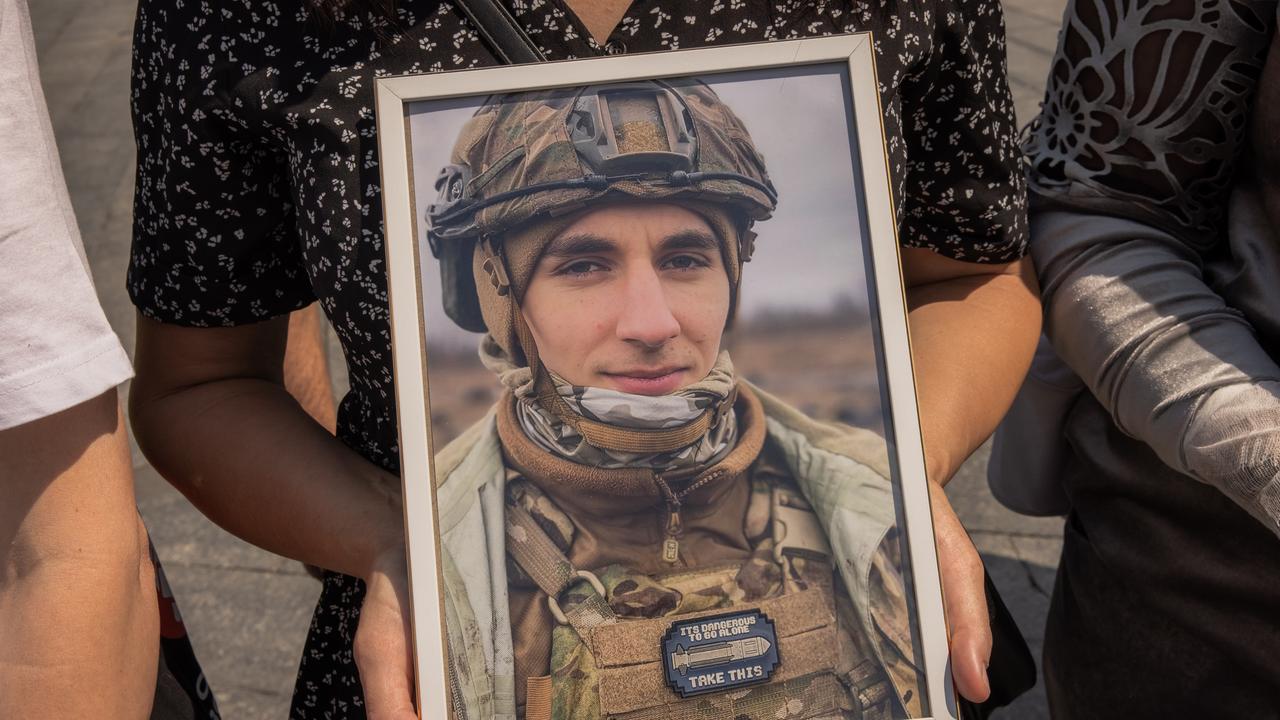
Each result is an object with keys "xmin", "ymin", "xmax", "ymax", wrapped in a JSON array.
[
  {"xmin": 897, "ymin": 251, "xmax": 1038, "ymax": 703},
  {"xmin": 0, "ymin": 392, "xmax": 156, "ymax": 719},
  {"xmin": 130, "ymin": 315, "xmax": 403, "ymax": 580},
  {"xmin": 1034, "ymin": 209, "xmax": 1280, "ymax": 534},
  {"xmin": 132, "ymin": 375, "xmax": 401, "ymax": 578},
  {"xmin": 904, "ymin": 250, "xmax": 1042, "ymax": 484}
]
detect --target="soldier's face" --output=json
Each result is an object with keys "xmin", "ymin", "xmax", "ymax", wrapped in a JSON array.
[{"xmin": 521, "ymin": 202, "xmax": 731, "ymax": 396}]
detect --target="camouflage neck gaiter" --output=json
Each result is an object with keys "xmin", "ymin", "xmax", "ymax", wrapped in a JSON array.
[{"xmin": 479, "ymin": 336, "xmax": 739, "ymax": 471}]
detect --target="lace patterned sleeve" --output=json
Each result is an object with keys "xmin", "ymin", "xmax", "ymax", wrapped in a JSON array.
[
  {"xmin": 1023, "ymin": 0, "xmax": 1276, "ymax": 249},
  {"xmin": 128, "ymin": 0, "xmax": 315, "ymax": 327},
  {"xmin": 896, "ymin": 0, "xmax": 1028, "ymax": 262}
]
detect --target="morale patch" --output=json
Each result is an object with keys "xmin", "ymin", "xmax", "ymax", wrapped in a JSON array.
[{"xmin": 661, "ymin": 610, "xmax": 780, "ymax": 698}]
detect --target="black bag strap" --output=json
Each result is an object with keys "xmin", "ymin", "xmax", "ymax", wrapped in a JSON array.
[{"xmin": 455, "ymin": 0, "xmax": 546, "ymax": 63}]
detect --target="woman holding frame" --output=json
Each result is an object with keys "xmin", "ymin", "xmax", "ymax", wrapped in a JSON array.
[{"xmin": 126, "ymin": 1, "xmax": 1040, "ymax": 717}]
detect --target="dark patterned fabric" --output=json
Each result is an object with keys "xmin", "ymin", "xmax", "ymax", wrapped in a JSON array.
[
  {"xmin": 127, "ymin": 1, "xmax": 1026, "ymax": 717},
  {"xmin": 1022, "ymin": 0, "xmax": 1277, "ymax": 250},
  {"xmin": 1023, "ymin": 0, "xmax": 1280, "ymax": 715}
]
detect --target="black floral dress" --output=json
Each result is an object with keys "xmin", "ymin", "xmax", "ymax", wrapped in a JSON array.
[{"xmin": 128, "ymin": 1, "xmax": 1027, "ymax": 716}]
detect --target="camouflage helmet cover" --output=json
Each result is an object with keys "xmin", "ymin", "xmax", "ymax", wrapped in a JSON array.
[{"xmin": 427, "ymin": 79, "xmax": 778, "ymax": 332}]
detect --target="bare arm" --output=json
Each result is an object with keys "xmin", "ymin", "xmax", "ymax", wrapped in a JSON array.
[
  {"xmin": 129, "ymin": 313, "xmax": 399, "ymax": 579},
  {"xmin": 129, "ymin": 313, "xmax": 416, "ymax": 720},
  {"xmin": 0, "ymin": 390, "xmax": 156, "ymax": 720},
  {"xmin": 903, "ymin": 249, "xmax": 1042, "ymax": 485},
  {"xmin": 285, "ymin": 303, "xmax": 338, "ymax": 434},
  {"xmin": 899, "ymin": 249, "xmax": 1042, "ymax": 703}
]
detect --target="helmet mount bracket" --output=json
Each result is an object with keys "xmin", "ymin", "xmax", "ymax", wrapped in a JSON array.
[{"xmin": 478, "ymin": 234, "xmax": 511, "ymax": 295}]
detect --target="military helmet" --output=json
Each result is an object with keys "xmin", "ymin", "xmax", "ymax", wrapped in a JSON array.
[{"xmin": 426, "ymin": 79, "xmax": 778, "ymax": 332}]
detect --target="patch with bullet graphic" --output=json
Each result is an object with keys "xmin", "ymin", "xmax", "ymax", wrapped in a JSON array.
[{"xmin": 661, "ymin": 609, "xmax": 780, "ymax": 697}]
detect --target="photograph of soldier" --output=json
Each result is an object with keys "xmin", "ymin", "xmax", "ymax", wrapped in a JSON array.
[{"xmin": 411, "ymin": 72, "xmax": 931, "ymax": 719}]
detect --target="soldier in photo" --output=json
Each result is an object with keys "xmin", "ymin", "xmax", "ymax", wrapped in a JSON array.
[{"xmin": 424, "ymin": 79, "xmax": 937, "ymax": 720}]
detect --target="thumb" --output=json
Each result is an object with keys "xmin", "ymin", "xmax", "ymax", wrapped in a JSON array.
[
  {"xmin": 930, "ymin": 486, "xmax": 993, "ymax": 703},
  {"xmin": 360, "ymin": 643, "xmax": 418, "ymax": 720},
  {"xmin": 947, "ymin": 600, "xmax": 992, "ymax": 704}
]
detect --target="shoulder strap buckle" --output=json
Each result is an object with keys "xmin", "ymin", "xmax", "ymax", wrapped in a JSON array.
[
  {"xmin": 771, "ymin": 484, "xmax": 832, "ymax": 565},
  {"xmin": 546, "ymin": 570, "xmax": 607, "ymax": 624},
  {"xmin": 506, "ymin": 503, "xmax": 617, "ymax": 635}
]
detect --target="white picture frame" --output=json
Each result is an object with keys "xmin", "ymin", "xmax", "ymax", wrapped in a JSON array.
[{"xmin": 376, "ymin": 34, "xmax": 957, "ymax": 720}]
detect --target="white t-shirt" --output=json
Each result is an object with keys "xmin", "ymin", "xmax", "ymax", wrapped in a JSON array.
[{"xmin": 0, "ymin": 0, "xmax": 132, "ymax": 431}]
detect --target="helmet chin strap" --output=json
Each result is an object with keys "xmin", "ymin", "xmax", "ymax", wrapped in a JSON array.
[{"xmin": 509, "ymin": 288, "xmax": 730, "ymax": 456}]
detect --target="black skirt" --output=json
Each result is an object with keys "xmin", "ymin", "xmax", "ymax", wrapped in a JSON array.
[{"xmin": 1044, "ymin": 395, "xmax": 1280, "ymax": 719}]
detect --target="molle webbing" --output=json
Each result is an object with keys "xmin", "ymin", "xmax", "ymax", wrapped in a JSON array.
[
  {"xmin": 524, "ymin": 675, "xmax": 553, "ymax": 720},
  {"xmin": 849, "ymin": 658, "xmax": 895, "ymax": 717},
  {"xmin": 505, "ymin": 504, "xmax": 617, "ymax": 634},
  {"xmin": 610, "ymin": 675, "xmax": 849, "ymax": 720}
]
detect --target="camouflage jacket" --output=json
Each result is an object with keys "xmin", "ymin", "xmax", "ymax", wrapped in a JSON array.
[{"xmin": 432, "ymin": 381, "xmax": 915, "ymax": 720}]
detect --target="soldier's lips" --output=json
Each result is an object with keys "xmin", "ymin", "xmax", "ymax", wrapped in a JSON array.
[{"xmin": 601, "ymin": 367, "xmax": 687, "ymax": 395}]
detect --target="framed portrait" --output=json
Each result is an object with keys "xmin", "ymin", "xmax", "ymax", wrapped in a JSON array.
[{"xmin": 376, "ymin": 34, "xmax": 957, "ymax": 720}]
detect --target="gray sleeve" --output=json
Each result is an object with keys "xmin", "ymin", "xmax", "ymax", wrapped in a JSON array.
[
  {"xmin": 0, "ymin": 0, "xmax": 132, "ymax": 430},
  {"xmin": 1032, "ymin": 206, "xmax": 1280, "ymax": 537}
]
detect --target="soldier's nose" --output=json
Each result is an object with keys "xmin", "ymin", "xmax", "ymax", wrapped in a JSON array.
[{"xmin": 615, "ymin": 269, "xmax": 680, "ymax": 347}]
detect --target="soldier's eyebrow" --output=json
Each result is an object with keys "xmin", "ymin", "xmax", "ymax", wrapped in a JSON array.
[
  {"xmin": 541, "ymin": 228, "xmax": 718, "ymax": 262},
  {"xmin": 658, "ymin": 230, "xmax": 719, "ymax": 254},
  {"xmin": 542, "ymin": 233, "xmax": 619, "ymax": 260}
]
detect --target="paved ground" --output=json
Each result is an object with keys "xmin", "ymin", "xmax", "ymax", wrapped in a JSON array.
[{"xmin": 29, "ymin": 1, "xmax": 1070, "ymax": 717}]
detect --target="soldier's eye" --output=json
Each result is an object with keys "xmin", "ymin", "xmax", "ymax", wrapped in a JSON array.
[
  {"xmin": 663, "ymin": 254, "xmax": 710, "ymax": 271},
  {"xmin": 556, "ymin": 259, "xmax": 608, "ymax": 277}
]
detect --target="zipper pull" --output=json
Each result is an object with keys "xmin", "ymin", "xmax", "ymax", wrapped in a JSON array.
[{"xmin": 662, "ymin": 507, "xmax": 682, "ymax": 564}]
